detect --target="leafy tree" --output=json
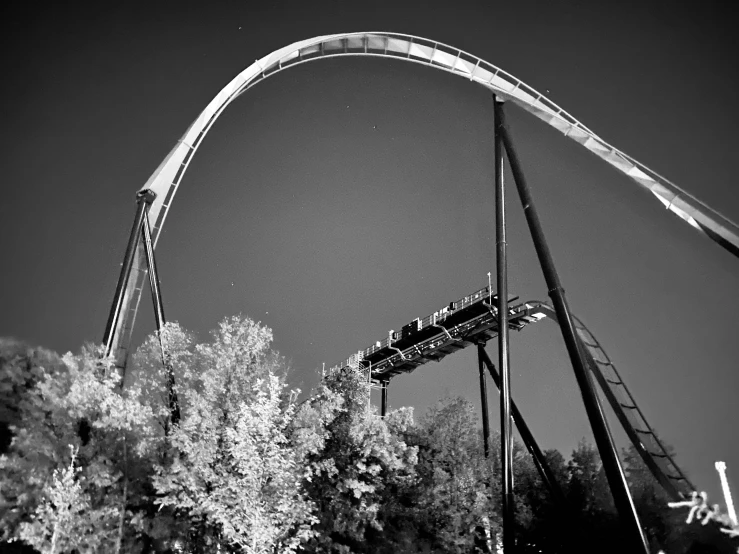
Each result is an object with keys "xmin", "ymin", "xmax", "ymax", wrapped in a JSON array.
[
  {"xmin": 129, "ymin": 321, "xmax": 196, "ymax": 438},
  {"xmin": 567, "ymin": 438, "xmax": 611, "ymax": 515},
  {"xmin": 0, "ymin": 339, "xmax": 68, "ymax": 456},
  {"xmin": 8, "ymin": 325, "xmax": 737, "ymax": 554},
  {"xmin": 513, "ymin": 449, "xmax": 572, "ymax": 553},
  {"xmin": 410, "ymin": 396, "xmax": 499, "ymax": 553},
  {"xmin": 143, "ymin": 316, "xmax": 318, "ymax": 552},
  {"xmin": 299, "ymin": 366, "xmax": 418, "ymax": 554},
  {"xmin": 1, "ymin": 340, "xmax": 70, "ymax": 540},
  {"xmin": 621, "ymin": 443, "xmax": 674, "ymax": 551},
  {"xmin": 16, "ymin": 445, "xmax": 121, "ymax": 554},
  {"xmin": 154, "ymin": 374, "xmax": 316, "ymax": 552},
  {"xmin": 1, "ymin": 341, "xmax": 155, "ymax": 551}
]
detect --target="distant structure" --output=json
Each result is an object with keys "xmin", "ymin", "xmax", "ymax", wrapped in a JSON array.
[{"xmin": 716, "ymin": 461, "xmax": 738, "ymax": 526}]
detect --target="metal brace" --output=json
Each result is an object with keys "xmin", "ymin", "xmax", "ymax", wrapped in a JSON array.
[
  {"xmin": 388, "ymin": 345, "xmax": 407, "ymax": 360},
  {"xmin": 431, "ymin": 323, "xmax": 454, "ymax": 341}
]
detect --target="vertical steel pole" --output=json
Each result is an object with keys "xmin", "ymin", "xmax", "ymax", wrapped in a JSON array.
[
  {"xmin": 493, "ymin": 96, "xmax": 515, "ymax": 553},
  {"xmin": 478, "ymin": 344, "xmax": 567, "ymax": 507},
  {"xmin": 381, "ymin": 380, "xmax": 388, "ymax": 417},
  {"xmin": 477, "ymin": 345, "xmax": 491, "ymax": 457},
  {"xmin": 141, "ymin": 209, "xmax": 180, "ymax": 426},
  {"xmin": 103, "ymin": 190, "xmax": 156, "ymax": 359},
  {"xmin": 497, "ymin": 103, "xmax": 649, "ymax": 553}
]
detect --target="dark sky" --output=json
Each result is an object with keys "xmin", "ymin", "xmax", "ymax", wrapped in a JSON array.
[{"xmin": 2, "ymin": 1, "xmax": 737, "ymax": 504}]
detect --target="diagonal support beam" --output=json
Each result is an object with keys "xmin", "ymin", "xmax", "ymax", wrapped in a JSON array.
[
  {"xmin": 477, "ymin": 346, "xmax": 491, "ymax": 458},
  {"xmin": 141, "ymin": 208, "xmax": 180, "ymax": 427},
  {"xmin": 103, "ymin": 189, "xmax": 180, "ymax": 428},
  {"xmin": 103, "ymin": 190, "xmax": 156, "ymax": 360},
  {"xmin": 496, "ymin": 99, "xmax": 649, "ymax": 553},
  {"xmin": 478, "ymin": 343, "xmax": 567, "ymax": 507}
]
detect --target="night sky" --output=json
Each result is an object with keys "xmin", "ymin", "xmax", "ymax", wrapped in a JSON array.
[{"xmin": 2, "ymin": 1, "xmax": 737, "ymax": 505}]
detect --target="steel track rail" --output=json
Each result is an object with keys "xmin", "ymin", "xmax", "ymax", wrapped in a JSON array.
[
  {"xmin": 530, "ymin": 301, "xmax": 695, "ymax": 500},
  {"xmin": 106, "ymin": 31, "xmax": 739, "ymax": 370}
]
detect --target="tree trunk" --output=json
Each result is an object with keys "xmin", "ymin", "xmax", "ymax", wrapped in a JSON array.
[
  {"xmin": 114, "ymin": 440, "xmax": 128, "ymax": 554},
  {"xmin": 49, "ymin": 523, "xmax": 59, "ymax": 554}
]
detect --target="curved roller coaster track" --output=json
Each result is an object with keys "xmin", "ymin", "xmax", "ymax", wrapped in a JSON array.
[
  {"xmin": 104, "ymin": 31, "xmax": 739, "ymax": 376},
  {"xmin": 100, "ymin": 31, "xmax": 738, "ymax": 550},
  {"xmin": 329, "ymin": 284, "xmax": 694, "ymax": 502},
  {"xmin": 529, "ymin": 301, "xmax": 696, "ymax": 500}
]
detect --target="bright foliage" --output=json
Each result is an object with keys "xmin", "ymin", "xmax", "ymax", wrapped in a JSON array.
[{"xmin": 1, "ymin": 323, "xmax": 737, "ymax": 553}]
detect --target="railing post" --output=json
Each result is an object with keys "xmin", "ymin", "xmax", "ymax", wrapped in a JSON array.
[{"xmin": 381, "ymin": 380, "xmax": 388, "ymax": 417}]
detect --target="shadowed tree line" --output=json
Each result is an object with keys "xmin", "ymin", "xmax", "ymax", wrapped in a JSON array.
[{"xmin": 0, "ymin": 322, "xmax": 735, "ymax": 553}]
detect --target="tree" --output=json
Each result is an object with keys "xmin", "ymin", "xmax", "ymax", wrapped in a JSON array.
[
  {"xmin": 0, "ymin": 339, "xmax": 69, "ymax": 541},
  {"xmin": 146, "ymin": 315, "xmax": 318, "ymax": 552},
  {"xmin": 567, "ymin": 439, "xmax": 610, "ymax": 514},
  {"xmin": 16, "ymin": 445, "xmax": 120, "ymax": 554},
  {"xmin": 1, "ymin": 341, "xmax": 155, "ymax": 552},
  {"xmin": 13, "ymin": 324, "xmax": 733, "ymax": 553},
  {"xmin": 0, "ymin": 339, "xmax": 69, "ymax": 456},
  {"xmin": 564, "ymin": 439, "xmax": 625, "ymax": 552},
  {"xmin": 513, "ymin": 449, "xmax": 572, "ymax": 554},
  {"xmin": 299, "ymin": 366, "xmax": 419, "ymax": 554},
  {"xmin": 621, "ymin": 443, "xmax": 674, "ymax": 551},
  {"xmin": 411, "ymin": 396, "xmax": 499, "ymax": 553},
  {"xmin": 154, "ymin": 374, "xmax": 317, "ymax": 553},
  {"xmin": 129, "ymin": 321, "xmax": 196, "ymax": 438}
]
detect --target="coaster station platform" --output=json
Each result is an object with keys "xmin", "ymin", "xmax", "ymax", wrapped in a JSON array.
[{"xmin": 331, "ymin": 285, "xmax": 545, "ymax": 381}]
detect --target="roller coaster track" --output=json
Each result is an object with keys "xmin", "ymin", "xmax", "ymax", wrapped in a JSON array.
[
  {"xmin": 530, "ymin": 301, "xmax": 696, "ymax": 501},
  {"xmin": 107, "ymin": 31, "xmax": 739, "ymax": 374},
  {"xmin": 331, "ymin": 287, "xmax": 695, "ymax": 501}
]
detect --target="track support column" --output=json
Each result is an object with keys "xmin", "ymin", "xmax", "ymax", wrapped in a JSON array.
[
  {"xmin": 103, "ymin": 190, "xmax": 156, "ymax": 360},
  {"xmin": 477, "ymin": 344, "xmax": 491, "ymax": 457},
  {"xmin": 478, "ymin": 344, "xmax": 567, "ymax": 507},
  {"xmin": 493, "ymin": 96, "xmax": 515, "ymax": 553},
  {"xmin": 380, "ymin": 380, "xmax": 388, "ymax": 417},
  {"xmin": 496, "ymin": 101, "xmax": 649, "ymax": 553},
  {"xmin": 141, "ymin": 208, "xmax": 180, "ymax": 426}
]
